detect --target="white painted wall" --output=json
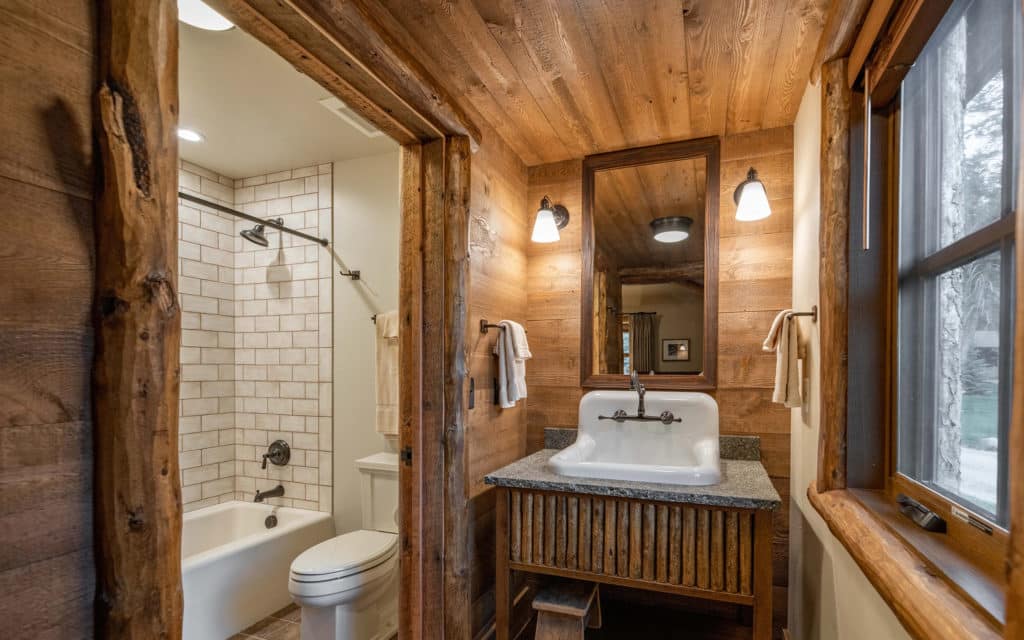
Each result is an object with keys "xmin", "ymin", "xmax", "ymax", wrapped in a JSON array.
[
  {"xmin": 787, "ymin": 81, "xmax": 911, "ymax": 640},
  {"xmin": 331, "ymin": 151, "xmax": 401, "ymax": 534}
]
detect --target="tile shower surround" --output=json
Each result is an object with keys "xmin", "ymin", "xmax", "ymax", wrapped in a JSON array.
[{"xmin": 177, "ymin": 160, "xmax": 333, "ymax": 513}]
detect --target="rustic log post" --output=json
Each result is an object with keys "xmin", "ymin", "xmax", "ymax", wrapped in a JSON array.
[
  {"xmin": 94, "ymin": 1, "xmax": 182, "ymax": 637},
  {"xmin": 817, "ymin": 58, "xmax": 851, "ymax": 493},
  {"xmin": 442, "ymin": 135, "xmax": 471, "ymax": 639}
]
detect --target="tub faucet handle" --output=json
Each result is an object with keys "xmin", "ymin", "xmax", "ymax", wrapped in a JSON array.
[{"xmin": 261, "ymin": 439, "xmax": 291, "ymax": 469}]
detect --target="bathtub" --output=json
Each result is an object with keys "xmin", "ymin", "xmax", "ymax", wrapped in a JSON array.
[{"xmin": 182, "ymin": 501, "xmax": 334, "ymax": 640}]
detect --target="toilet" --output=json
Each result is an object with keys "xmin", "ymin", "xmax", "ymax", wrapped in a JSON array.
[{"xmin": 289, "ymin": 452, "xmax": 399, "ymax": 639}]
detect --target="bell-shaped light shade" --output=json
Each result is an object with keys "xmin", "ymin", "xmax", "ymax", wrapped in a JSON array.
[
  {"xmin": 734, "ymin": 168, "xmax": 771, "ymax": 221},
  {"xmin": 532, "ymin": 208, "xmax": 561, "ymax": 243},
  {"xmin": 179, "ymin": 0, "xmax": 234, "ymax": 31}
]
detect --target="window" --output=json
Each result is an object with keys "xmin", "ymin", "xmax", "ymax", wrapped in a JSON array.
[{"xmin": 896, "ymin": 0, "xmax": 1020, "ymax": 527}]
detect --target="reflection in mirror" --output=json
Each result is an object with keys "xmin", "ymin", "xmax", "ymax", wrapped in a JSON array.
[{"xmin": 591, "ymin": 156, "xmax": 707, "ymax": 377}]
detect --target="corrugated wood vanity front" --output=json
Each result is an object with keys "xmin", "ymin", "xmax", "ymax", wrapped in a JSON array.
[{"xmin": 485, "ymin": 448, "xmax": 780, "ymax": 640}]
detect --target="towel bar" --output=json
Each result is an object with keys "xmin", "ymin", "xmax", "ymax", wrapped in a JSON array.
[
  {"xmin": 480, "ymin": 319, "xmax": 528, "ymax": 334},
  {"xmin": 787, "ymin": 306, "xmax": 818, "ymax": 322}
]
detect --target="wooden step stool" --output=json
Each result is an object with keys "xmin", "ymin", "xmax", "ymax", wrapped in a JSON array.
[{"xmin": 532, "ymin": 580, "xmax": 602, "ymax": 640}]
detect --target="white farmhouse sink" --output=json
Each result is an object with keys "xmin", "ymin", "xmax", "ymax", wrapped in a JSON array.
[{"xmin": 548, "ymin": 390, "xmax": 721, "ymax": 486}]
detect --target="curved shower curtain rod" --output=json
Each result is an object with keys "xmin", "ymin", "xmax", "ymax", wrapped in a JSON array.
[{"xmin": 178, "ymin": 191, "xmax": 329, "ymax": 247}]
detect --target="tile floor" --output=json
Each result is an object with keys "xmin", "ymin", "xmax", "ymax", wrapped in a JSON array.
[{"xmin": 230, "ymin": 604, "xmax": 300, "ymax": 640}]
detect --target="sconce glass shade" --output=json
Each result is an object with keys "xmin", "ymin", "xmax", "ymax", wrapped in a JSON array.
[
  {"xmin": 531, "ymin": 196, "xmax": 569, "ymax": 243},
  {"xmin": 734, "ymin": 167, "xmax": 771, "ymax": 221},
  {"xmin": 179, "ymin": 0, "xmax": 234, "ymax": 31},
  {"xmin": 650, "ymin": 216, "xmax": 693, "ymax": 243}
]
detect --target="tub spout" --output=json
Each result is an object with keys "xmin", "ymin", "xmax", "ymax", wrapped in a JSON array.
[{"xmin": 254, "ymin": 485, "xmax": 284, "ymax": 503}]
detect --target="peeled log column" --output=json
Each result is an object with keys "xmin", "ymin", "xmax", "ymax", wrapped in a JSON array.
[
  {"xmin": 818, "ymin": 57, "xmax": 851, "ymax": 492},
  {"xmin": 94, "ymin": 1, "xmax": 182, "ymax": 637}
]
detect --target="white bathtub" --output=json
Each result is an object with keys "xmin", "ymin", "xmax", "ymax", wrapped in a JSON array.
[{"xmin": 182, "ymin": 501, "xmax": 334, "ymax": 640}]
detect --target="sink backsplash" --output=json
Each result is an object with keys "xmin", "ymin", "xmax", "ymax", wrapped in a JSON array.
[{"xmin": 543, "ymin": 427, "xmax": 760, "ymax": 461}]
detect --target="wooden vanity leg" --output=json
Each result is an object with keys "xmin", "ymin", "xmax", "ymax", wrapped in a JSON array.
[
  {"xmin": 752, "ymin": 509, "xmax": 773, "ymax": 640},
  {"xmin": 496, "ymin": 488, "xmax": 510, "ymax": 640}
]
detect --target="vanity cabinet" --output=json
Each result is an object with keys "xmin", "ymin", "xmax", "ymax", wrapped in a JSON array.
[{"xmin": 487, "ymin": 450, "xmax": 779, "ymax": 639}]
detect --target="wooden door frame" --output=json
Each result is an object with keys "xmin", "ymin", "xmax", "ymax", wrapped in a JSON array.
[{"xmin": 96, "ymin": 1, "xmax": 479, "ymax": 637}]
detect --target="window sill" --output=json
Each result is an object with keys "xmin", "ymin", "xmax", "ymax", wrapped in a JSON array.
[{"xmin": 807, "ymin": 482, "xmax": 1002, "ymax": 640}]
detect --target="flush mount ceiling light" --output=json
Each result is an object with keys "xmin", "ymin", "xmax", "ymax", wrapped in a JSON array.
[
  {"xmin": 178, "ymin": 0, "xmax": 234, "ymax": 31},
  {"xmin": 734, "ymin": 167, "xmax": 771, "ymax": 221},
  {"xmin": 531, "ymin": 196, "xmax": 570, "ymax": 243},
  {"xmin": 177, "ymin": 128, "xmax": 205, "ymax": 143},
  {"xmin": 650, "ymin": 216, "xmax": 693, "ymax": 243}
]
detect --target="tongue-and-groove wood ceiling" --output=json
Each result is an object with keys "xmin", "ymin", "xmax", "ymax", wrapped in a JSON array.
[{"xmin": 364, "ymin": 0, "xmax": 830, "ymax": 165}]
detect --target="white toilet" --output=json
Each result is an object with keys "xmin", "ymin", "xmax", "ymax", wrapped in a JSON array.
[{"xmin": 289, "ymin": 452, "xmax": 399, "ymax": 639}]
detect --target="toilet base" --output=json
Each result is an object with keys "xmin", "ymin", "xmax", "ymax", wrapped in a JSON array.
[{"xmin": 297, "ymin": 566, "xmax": 397, "ymax": 640}]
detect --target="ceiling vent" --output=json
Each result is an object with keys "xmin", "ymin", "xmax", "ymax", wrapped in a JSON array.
[{"xmin": 318, "ymin": 97, "xmax": 384, "ymax": 138}]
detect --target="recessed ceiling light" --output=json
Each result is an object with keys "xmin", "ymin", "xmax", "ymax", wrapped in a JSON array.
[
  {"xmin": 177, "ymin": 128, "xmax": 205, "ymax": 143},
  {"xmin": 178, "ymin": 0, "xmax": 234, "ymax": 31}
]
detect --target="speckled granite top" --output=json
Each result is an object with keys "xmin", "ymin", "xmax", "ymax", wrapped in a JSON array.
[
  {"xmin": 484, "ymin": 449, "xmax": 780, "ymax": 510},
  {"xmin": 544, "ymin": 427, "xmax": 762, "ymax": 461}
]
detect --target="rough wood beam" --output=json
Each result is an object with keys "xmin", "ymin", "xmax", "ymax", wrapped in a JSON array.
[
  {"xmin": 207, "ymin": 0, "xmax": 422, "ymax": 145},
  {"xmin": 94, "ymin": 1, "xmax": 182, "ymax": 637},
  {"xmin": 617, "ymin": 263, "xmax": 705, "ymax": 285},
  {"xmin": 442, "ymin": 136, "xmax": 472, "ymax": 638},
  {"xmin": 810, "ymin": 0, "xmax": 871, "ymax": 83},
  {"xmin": 210, "ymin": 0, "xmax": 482, "ymax": 148},
  {"xmin": 817, "ymin": 58, "xmax": 850, "ymax": 493}
]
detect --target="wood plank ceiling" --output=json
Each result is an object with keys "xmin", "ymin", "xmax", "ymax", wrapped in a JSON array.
[{"xmin": 365, "ymin": 0, "xmax": 830, "ymax": 166}]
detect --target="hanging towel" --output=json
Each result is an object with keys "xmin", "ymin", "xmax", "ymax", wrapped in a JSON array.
[
  {"xmin": 375, "ymin": 310, "xmax": 400, "ymax": 436},
  {"xmin": 762, "ymin": 309, "xmax": 802, "ymax": 408},
  {"xmin": 494, "ymin": 320, "xmax": 531, "ymax": 409}
]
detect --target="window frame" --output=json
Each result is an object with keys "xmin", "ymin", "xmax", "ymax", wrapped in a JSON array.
[{"xmin": 849, "ymin": 0, "xmax": 1021, "ymax": 625}]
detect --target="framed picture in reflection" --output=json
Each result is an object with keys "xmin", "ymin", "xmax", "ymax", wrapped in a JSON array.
[{"xmin": 662, "ymin": 338, "xmax": 690, "ymax": 362}]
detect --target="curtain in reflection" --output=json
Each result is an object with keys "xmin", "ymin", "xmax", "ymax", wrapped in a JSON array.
[{"xmin": 630, "ymin": 312, "xmax": 656, "ymax": 373}]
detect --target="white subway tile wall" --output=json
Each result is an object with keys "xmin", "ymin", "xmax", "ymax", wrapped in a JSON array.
[{"xmin": 177, "ymin": 160, "xmax": 333, "ymax": 513}]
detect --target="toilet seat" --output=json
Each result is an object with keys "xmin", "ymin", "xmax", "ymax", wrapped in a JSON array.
[{"xmin": 289, "ymin": 530, "xmax": 398, "ymax": 601}]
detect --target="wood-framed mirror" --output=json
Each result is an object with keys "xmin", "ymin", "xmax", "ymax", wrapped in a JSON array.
[{"xmin": 581, "ymin": 137, "xmax": 720, "ymax": 390}]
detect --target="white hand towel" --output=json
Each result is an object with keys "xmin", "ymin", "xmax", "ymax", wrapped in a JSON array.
[
  {"xmin": 375, "ymin": 310, "xmax": 400, "ymax": 435},
  {"xmin": 763, "ymin": 310, "xmax": 802, "ymax": 408},
  {"xmin": 494, "ymin": 324, "xmax": 515, "ymax": 409},
  {"xmin": 493, "ymin": 320, "xmax": 530, "ymax": 408},
  {"xmin": 504, "ymin": 320, "xmax": 530, "ymax": 399}
]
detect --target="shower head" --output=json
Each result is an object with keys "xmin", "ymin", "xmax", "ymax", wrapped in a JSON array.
[{"xmin": 240, "ymin": 224, "xmax": 269, "ymax": 247}]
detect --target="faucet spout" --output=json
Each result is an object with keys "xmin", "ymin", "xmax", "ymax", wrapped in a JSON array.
[
  {"xmin": 630, "ymin": 370, "xmax": 646, "ymax": 417},
  {"xmin": 254, "ymin": 484, "xmax": 285, "ymax": 503}
]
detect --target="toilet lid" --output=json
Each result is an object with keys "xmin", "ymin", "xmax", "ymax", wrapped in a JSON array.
[{"xmin": 291, "ymin": 530, "xmax": 398, "ymax": 581}]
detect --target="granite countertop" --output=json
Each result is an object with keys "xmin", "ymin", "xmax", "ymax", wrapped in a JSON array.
[{"xmin": 484, "ymin": 449, "xmax": 781, "ymax": 510}]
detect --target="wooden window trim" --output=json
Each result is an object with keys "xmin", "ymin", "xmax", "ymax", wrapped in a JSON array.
[
  {"xmin": 816, "ymin": 0, "xmax": 1023, "ymax": 635},
  {"xmin": 807, "ymin": 483, "xmax": 1002, "ymax": 639},
  {"xmin": 876, "ymin": 0, "xmax": 1017, "ymax": 618}
]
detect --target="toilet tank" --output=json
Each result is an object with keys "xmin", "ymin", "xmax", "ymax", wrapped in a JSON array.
[{"xmin": 355, "ymin": 452, "xmax": 399, "ymax": 534}]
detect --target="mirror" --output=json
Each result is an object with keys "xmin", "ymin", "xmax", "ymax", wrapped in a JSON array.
[{"xmin": 581, "ymin": 138, "xmax": 719, "ymax": 389}]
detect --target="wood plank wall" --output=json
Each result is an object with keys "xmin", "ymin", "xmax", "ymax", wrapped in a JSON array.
[
  {"xmin": 525, "ymin": 127, "xmax": 794, "ymax": 632},
  {"xmin": 0, "ymin": 1, "xmax": 97, "ymax": 637},
  {"xmin": 465, "ymin": 128, "xmax": 531, "ymax": 634}
]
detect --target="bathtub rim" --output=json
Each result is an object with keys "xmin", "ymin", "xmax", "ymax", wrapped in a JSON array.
[{"xmin": 182, "ymin": 500, "xmax": 333, "ymax": 573}]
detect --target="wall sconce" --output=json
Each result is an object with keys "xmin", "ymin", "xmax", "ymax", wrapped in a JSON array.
[
  {"xmin": 531, "ymin": 196, "xmax": 570, "ymax": 243},
  {"xmin": 734, "ymin": 167, "xmax": 771, "ymax": 221},
  {"xmin": 650, "ymin": 216, "xmax": 693, "ymax": 243}
]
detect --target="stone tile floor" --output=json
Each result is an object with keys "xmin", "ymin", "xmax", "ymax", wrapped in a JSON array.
[{"xmin": 229, "ymin": 604, "xmax": 300, "ymax": 640}]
